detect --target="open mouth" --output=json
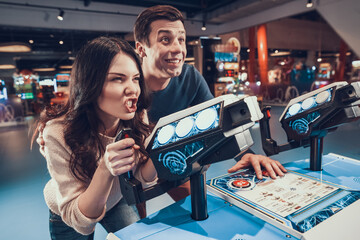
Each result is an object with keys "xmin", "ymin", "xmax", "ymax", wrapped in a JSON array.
[
  {"xmin": 125, "ymin": 98, "xmax": 138, "ymax": 113},
  {"xmin": 165, "ymin": 59, "xmax": 181, "ymax": 64}
]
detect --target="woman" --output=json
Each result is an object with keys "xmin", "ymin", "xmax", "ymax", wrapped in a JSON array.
[{"xmin": 32, "ymin": 36, "xmax": 157, "ymax": 239}]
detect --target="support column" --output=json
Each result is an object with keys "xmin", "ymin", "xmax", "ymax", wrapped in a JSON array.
[
  {"xmin": 257, "ymin": 24, "xmax": 269, "ymax": 87},
  {"xmin": 335, "ymin": 40, "xmax": 348, "ymax": 82}
]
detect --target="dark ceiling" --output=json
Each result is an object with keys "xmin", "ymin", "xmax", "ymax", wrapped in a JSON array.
[
  {"xmin": 0, "ymin": 0, "xmax": 240, "ymax": 75},
  {"xmin": 0, "ymin": 0, "xmax": 322, "ymax": 77},
  {"xmin": 84, "ymin": 0, "xmax": 237, "ymax": 17}
]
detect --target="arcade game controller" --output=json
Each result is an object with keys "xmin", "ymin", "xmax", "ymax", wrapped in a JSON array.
[{"xmin": 118, "ymin": 94, "xmax": 263, "ymax": 220}]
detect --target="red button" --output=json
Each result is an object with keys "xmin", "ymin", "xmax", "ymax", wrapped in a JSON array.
[
  {"xmin": 124, "ymin": 134, "xmax": 129, "ymax": 138},
  {"xmin": 232, "ymin": 179, "xmax": 250, "ymax": 188},
  {"xmin": 266, "ymin": 110, "xmax": 271, "ymax": 118}
]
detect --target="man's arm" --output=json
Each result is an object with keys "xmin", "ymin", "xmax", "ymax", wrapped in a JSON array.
[{"xmin": 228, "ymin": 153, "xmax": 287, "ymax": 179}]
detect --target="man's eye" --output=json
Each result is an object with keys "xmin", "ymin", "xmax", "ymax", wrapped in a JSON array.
[
  {"xmin": 179, "ymin": 38, "xmax": 185, "ymax": 43},
  {"xmin": 161, "ymin": 37, "xmax": 170, "ymax": 43}
]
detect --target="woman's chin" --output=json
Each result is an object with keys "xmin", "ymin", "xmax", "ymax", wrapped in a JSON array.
[{"xmin": 120, "ymin": 112, "xmax": 136, "ymax": 121}]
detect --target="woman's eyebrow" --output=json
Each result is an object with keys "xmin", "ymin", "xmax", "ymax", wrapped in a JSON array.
[{"xmin": 108, "ymin": 72, "xmax": 126, "ymax": 76}]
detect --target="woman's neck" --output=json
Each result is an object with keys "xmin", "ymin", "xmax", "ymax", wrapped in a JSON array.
[{"xmin": 102, "ymin": 119, "xmax": 121, "ymax": 137}]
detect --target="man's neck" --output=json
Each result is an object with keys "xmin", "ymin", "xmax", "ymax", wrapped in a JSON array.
[{"xmin": 145, "ymin": 73, "xmax": 171, "ymax": 92}]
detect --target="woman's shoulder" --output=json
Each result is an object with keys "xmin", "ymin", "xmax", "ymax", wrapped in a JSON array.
[{"xmin": 43, "ymin": 116, "xmax": 66, "ymax": 139}]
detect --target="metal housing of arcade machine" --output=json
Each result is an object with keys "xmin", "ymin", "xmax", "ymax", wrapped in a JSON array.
[
  {"xmin": 260, "ymin": 81, "xmax": 360, "ymax": 171},
  {"xmin": 118, "ymin": 94, "xmax": 263, "ymax": 220}
]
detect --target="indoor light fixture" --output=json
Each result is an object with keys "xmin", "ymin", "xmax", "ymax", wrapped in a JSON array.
[
  {"xmin": 59, "ymin": 65, "xmax": 72, "ymax": 69},
  {"xmin": 57, "ymin": 9, "xmax": 65, "ymax": 21},
  {"xmin": 33, "ymin": 67, "xmax": 56, "ymax": 72},
  {"xmin": 201, "ymin": 22, "xmax": 206, "ymax": 31},
  {"xmin": 0, "ymin": 64, "xmax": 16, "ymax": 69},
  {"xmin": 306, "ymin": 0, "xmax": 313, "ymax": 8},
  {"xmin": 0, "ymin": 42, "xmax": 31, "ymax": 52}
]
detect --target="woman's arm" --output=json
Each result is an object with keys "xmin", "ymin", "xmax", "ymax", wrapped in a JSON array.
[
  {"xmin": 139, "ymin": 157, "xmax": 157, "ymax": 182},
  {"xmin": 78, "ymin": 138, "xmax": 137, "ymax": 218}
]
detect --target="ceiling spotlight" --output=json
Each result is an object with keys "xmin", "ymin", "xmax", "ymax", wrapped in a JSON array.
[
  {"xmin": 59, "ymin": 40, "xmax": 64, "ymax": 45},
  {"xmin": 201, "ymin": 22, "xmax": 206, "ymax": 31},
  {"xmin": 306, "ymin": 0, "xmax": 313, "ymax": 8},
  {"xmin": 57, "ymin": 9, "xmax": 64, "ymax": 21}
]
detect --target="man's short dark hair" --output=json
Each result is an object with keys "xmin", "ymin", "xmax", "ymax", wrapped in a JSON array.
[{"xmin": 134, "ymin": 5, "xmax": 184, "ymax": 46}]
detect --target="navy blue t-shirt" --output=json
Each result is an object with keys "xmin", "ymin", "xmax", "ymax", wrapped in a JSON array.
[{"xmin": 148, "ymin": 64, "xmax": 214, "ymax": 123}]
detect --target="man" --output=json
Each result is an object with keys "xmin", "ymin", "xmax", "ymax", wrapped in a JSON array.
[{"xmin": 133, "ymin": 5, "xmax": 286, "ymax": 213}]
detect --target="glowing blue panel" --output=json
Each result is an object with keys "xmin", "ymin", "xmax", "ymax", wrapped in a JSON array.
[
  {"xmin": 152, "ymin": 104, "xmax": 220, "ymax": 149},
  {"xmin": 158, "ymin": 141, "xmax": 204, "ymax": 175},
  {"xmin": 289, "ymin": 111, "xmax": 321, "ymax": 135}
]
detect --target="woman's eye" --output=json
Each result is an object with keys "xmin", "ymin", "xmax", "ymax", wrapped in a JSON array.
[
  {"xmin": 112, "ymin": 77, "xmax": 123, "ymax": 82},
  {"xmin": 133, "ymin": 77, "xmax": 140, "ymax": 82}
]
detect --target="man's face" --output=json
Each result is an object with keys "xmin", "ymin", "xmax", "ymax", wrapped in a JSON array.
[{"xmin": 139, "ymin": 19, "xmax": 187, "ymax": 80}]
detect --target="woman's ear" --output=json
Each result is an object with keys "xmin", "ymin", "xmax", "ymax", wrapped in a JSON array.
[{"xmin": 136, "ymin": 42, "xmax": 147, "ymax": 58}]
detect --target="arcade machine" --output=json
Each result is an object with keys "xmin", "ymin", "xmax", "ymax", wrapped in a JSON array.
[
  {"xmin": 112, "ymin": 82, "xmax": 360, "ymax": 240},
  {"xmin": 38, "ymin": 78, "xmax": 56, "ymax": 107},
  {"xmin": 213, "ymin": 38, "xmax": 240, "ymax": 97},
  {"xmin": 13, "ymin": 70, "xmax": 38, "ymax": 115},
  {"xmin": 51, "ymin": 73, "xmax": 70, "ymax": 106},
  {"xmin": 311, "ymin": 62, "xmax": 332, "ymax": 91},
  {"xmin": 0, "ymin": 80, "xmax": 7, "ymax": 101}
]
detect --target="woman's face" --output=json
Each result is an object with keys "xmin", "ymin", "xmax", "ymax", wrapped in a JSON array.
[{"xmin": 97, "ymin": 53, "xmax": 141, "ymax": 124}]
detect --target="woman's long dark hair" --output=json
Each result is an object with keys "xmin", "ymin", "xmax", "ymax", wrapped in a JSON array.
[{"xmin": 32, "ymin": 36, "xmax": 152, "ymax": 183}]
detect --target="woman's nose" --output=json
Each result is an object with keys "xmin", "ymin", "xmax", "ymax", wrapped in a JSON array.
[{"xmin": 125, "ymin": 81, "xmax": 138, "ymax": 95}]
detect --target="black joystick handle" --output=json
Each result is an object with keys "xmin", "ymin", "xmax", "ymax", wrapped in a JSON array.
[{"xmin": 115, "ymin": 128, "xmax": 134, "ymax": 179}]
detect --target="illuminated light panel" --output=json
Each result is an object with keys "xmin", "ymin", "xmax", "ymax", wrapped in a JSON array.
[
  {"xmin": 285, "ymin": 90, "xmax": 332, "ymax": 119},
  {"xmin": 152, "ymin": 104, "xmax": 220, "ymax": 149},
  {"xmin": 195, "ymin": 107, "xmax": 217, "ymax": 131},
  {"xmin": 288, "ymin": 103, "xmax": 301, "ymax": 116},
  {"xmin": 157, "ymin": 125, "xmax": 175, "ymax": 145},
  {"xmin": 315, "ymin": 90, "xmax": 330, "ymax": 104},
  {"xmin": 301, "ymin": 97, "xmax": 315, "ymax": 110},
  {"xmin": 175, "ymin": 117, "xmax": 194, "ymax": 138}
]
